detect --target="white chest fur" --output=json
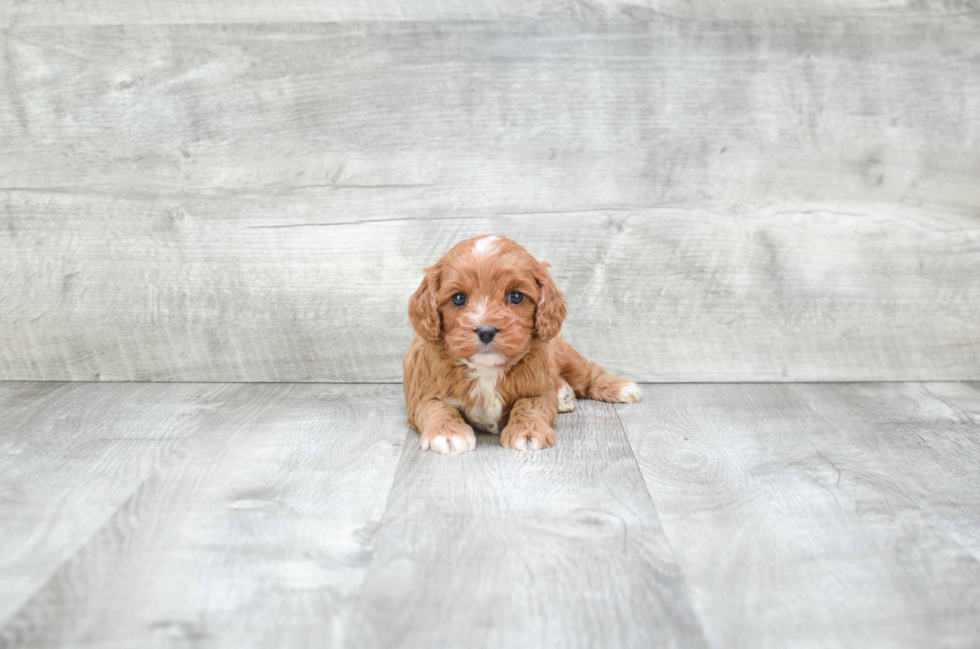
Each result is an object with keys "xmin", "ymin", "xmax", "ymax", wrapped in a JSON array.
[{"xmin": 458, "ymin": 362, "xmax": 505, "ymax": 434}]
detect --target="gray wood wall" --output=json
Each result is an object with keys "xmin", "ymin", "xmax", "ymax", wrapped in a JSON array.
[{"xmin": 2, "ymin": 5, "xmax": 979, "ymax": 382}]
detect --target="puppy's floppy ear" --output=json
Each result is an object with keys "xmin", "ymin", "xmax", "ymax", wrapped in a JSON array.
[
  {"xmin": 408, "ymin": 265, "xmax": 442, "ymax": 342},
  {"xmin": 533, "ymin": 261, "xmax": 566, "ymax": 341}
]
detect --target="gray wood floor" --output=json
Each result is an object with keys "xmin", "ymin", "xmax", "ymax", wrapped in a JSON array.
[{"xmin": 2, "ymin": 381, "xmax": 978, "ymax": 648}]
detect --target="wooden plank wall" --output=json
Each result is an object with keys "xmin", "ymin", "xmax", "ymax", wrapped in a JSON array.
[
  {"xmin": 3, "ymin": 0, "xmax": 980, "ymax": 23},
  {"xmin": 1, "ymin": 7, "xmax": 978, "ymax": 382}
]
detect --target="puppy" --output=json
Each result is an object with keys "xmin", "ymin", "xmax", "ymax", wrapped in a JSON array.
[{"xmin": 403, "ymin": 235, "xmax": 640, "ymax": 455}]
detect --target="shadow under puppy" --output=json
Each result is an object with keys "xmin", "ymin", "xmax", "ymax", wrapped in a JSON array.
[{"xmin": 403, "ymin": 235, "xmax": 640, "ymax": 455}]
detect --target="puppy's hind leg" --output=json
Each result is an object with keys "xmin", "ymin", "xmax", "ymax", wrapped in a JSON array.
[
  {"xmin": 588, "ymin": 372, "xmax": 642, "ymax": 404},
  {"xmin": 552, "ymin": 336, "xmax": 641, "ymax": 404}
]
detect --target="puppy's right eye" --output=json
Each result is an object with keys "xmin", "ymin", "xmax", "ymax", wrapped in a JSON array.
[{"xmin": 451, "ymin": 292, "xmax": 467, "ymax": 307}]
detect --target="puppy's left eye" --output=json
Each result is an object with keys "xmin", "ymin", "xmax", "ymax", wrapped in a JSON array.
[{"xmin": 508, "ymin": 291, "xmax": 524, "ymax": 305}]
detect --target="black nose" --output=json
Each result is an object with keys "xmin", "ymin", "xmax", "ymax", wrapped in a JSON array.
[{"xmin": 476, "ymin": 326, "xmax": 498, "ymax": 344}]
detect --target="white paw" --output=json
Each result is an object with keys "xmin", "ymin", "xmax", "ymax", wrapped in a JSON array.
[
  {"xmin": 509, "ymin": 433, "xmax": 550, "ymax": 451},
  {"xmin": 618, "ymin": 382, "xmax": 641, "ymax": 403},
  {"xmin": 500, "ymin": 420, "xmax": 555, "ymax": 452},
  {"xmin": 557, "ymin": 383, "xmax": 576, "ymax": 413},
  {"xmin": 420, "ymin": 426, "xmax": 476, "ymax": 455},
  {"xmin": 513, "ymin": 435, "xmax": 544, "ymax": 451}
]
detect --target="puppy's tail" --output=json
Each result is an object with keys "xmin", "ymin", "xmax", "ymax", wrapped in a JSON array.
[{"xmin": 552, "ymin": 336, "xmax": 641, "ymax": 404}]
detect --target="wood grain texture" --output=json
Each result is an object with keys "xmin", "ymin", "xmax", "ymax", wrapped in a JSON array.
[
  {"xmin": 617, "ymin": 383, "xmax": 980, "ymax": 649},
  {"xmin": 0, "ymin": 383, "xmax": 407, "ymax": 649},
  {"xmin": 2, "ymin": 0, "xmax": 979, "ymax": 24},
  {"xmin": 3, "ymin": 196, "xmax": 978, "ymax": 383},
  {"xmin": 2, "ymin": 380, "xmax": 979, "ymax": 646},
  {"xmin": 0, "ymin": 381, "xmax": 236, "ymax": 626},
  {"xmin": 2, "ymin": 21, "xmax": 979, "ymax": 382},
  {"xmin": 3, "ymin": 23, "xmax": 978, "ymax": 204},
  {"xmin": 790, "ymin": 381, "xmax": 980, "ymax": 560},
  {"xmin": 347, "ymin": 400, "xmax": 707, "ymax": 649}
]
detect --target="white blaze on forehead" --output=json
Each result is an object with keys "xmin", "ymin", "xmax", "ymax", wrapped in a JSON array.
[{"xmin": 473, "ymin": 235, "xmax": 499, "ymax": 256}]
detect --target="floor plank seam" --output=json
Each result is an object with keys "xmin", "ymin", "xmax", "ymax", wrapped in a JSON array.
[
  {"xmin": 921, "ymin": 382, "xmax": 980, "ymax": 419},
  {"xmin": 0, "ymin": 383, "xmax": 251, "ymax": 633},
  {"xmin": 609, "ymin": 401, "xmax": 713, "ymax": 648},
  {"xmin": 338, "ymin": 427, "xmax": 416, "ymax": 647}
]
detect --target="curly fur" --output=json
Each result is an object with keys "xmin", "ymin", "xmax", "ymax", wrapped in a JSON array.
[{"xmin": 404, "ymin": 235, "xmax": 640, "ymax": 454}]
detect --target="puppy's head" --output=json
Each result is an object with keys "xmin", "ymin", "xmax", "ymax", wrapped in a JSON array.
[{"xmin": 408, "ymin": 235, "xmax": 566, "ymax": 367}]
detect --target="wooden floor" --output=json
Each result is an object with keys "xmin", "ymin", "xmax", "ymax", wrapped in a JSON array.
[{"xmin": 1, "ymin": 381, "xmax": 979, "ymax": 648}]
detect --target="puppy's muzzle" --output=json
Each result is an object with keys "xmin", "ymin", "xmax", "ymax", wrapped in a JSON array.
[{"xmin": 476, "ymin": 326, "xmax": 498, "ymax": 344}]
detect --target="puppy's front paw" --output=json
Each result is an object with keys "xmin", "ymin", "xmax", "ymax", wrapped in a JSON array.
[
  {"xmin": 500, "ymin": 419, "xmax": 555, "ymax": 452},
  {"xmin": 420, "ymin": 421, "xmax": 476, "ymax": 455}
]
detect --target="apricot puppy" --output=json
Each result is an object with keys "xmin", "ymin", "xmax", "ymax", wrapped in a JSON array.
[{"xmin": 403, "ymin": 235, "xmax": 640, "ymax": 455}]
